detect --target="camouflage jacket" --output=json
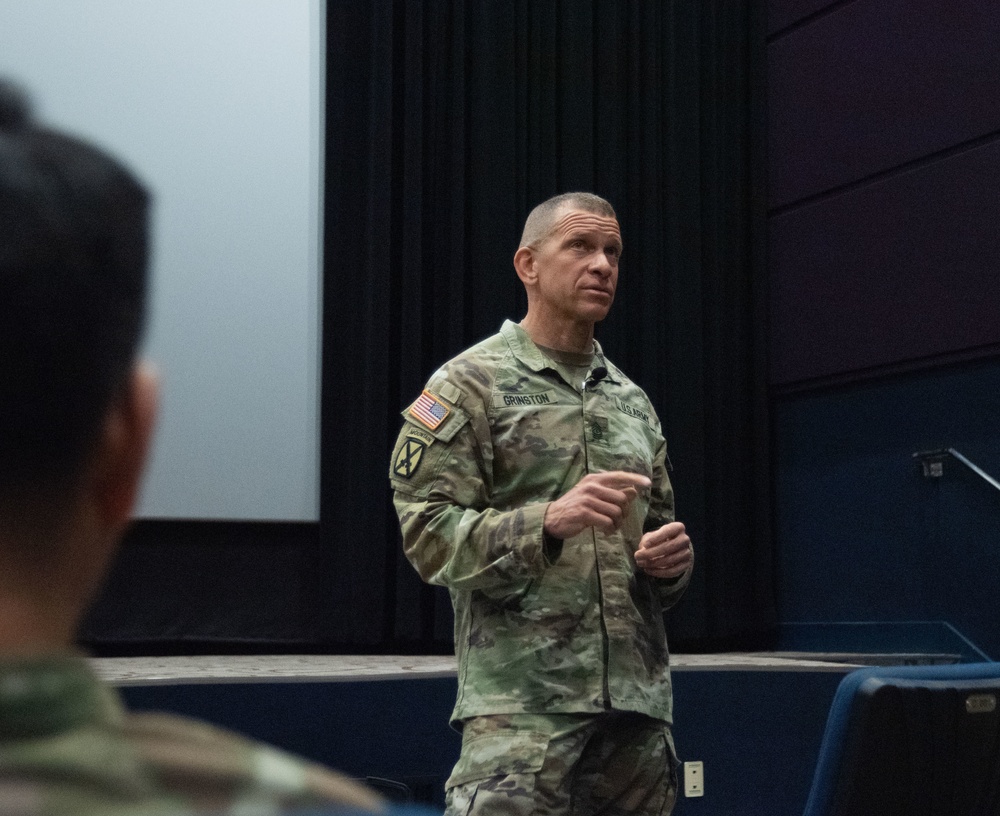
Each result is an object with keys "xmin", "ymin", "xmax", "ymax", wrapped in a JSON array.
[
  {"xmin": 390, "ymin": 321, "xmax": 690, "ymax": 725},
  {"xmin": 0, "ymin": 653, "xmax": 383, "ymax": 815}
]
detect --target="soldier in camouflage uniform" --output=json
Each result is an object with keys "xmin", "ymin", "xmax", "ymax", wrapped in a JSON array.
[
  {"xmin": 0, "ymin": 80, "xmax": 384, "ymax": 815},
  {"xmin": 390, "ymin": 193, "xmax": 694, "ymax": 815}
]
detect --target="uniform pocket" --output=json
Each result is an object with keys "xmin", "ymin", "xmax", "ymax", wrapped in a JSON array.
[{"xmin": 445, "ymin": 729, "xmax": 548, "ymax": 788}]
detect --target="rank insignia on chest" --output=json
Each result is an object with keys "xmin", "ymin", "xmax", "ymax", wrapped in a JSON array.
[
  {"xmin": 393, "ymin": 437, "xmax": 427, "ymax": 478},
  {"xmin": 590, "ymin": 415, "xmax": 609, "ymax": 443},
  {"xmin": 409, "ymin": 390, "xmax": 450, "ymax": 430}
]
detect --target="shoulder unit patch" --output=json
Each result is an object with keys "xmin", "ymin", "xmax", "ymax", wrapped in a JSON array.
[{"xmin": 393, "ymin": 437, "xmax": 427, "ymax": 479}]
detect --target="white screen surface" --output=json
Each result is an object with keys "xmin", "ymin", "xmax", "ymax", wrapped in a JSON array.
[{"xmin": 0, "ymin": 0, "xmax": 323, "ymax": 520}]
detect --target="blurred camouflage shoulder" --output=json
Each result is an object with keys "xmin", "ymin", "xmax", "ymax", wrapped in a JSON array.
[{"xmin": 0, "ymin": 654, "xmax": 383, "ymax": 816}]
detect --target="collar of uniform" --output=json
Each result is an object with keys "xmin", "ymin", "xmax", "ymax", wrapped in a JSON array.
[
  {"xmin": 0, "ymin": 652, "xmax": 125, "ymax": 739},
  {"xmin": 500, "ymin": 320, "xmax": 610, "ymax": 376}
]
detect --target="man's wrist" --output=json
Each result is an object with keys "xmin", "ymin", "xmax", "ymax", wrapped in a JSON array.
[{"xmin": 542, "ymin": 530, "xmax": 564, "ymax": 564}]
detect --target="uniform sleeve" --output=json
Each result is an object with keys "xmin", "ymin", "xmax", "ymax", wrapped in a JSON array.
[
  {"xmin": 123, "ymin": 711, "xmax": 385, "ymax": 811},
  {"xmin": 389, "ymin": 383, "xmax": 557, "ymax": 593},
  {"xmin": 643, "ymin": 436, "xmax": 692, "ymax": 609}
]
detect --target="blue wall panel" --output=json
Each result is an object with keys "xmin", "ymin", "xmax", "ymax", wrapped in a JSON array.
[
  {"xmin": 769, "ymin": 138, "xmax": 1000, "ymax": 384},
  {"xmin": 122, "ymin": 669, "xmax": 849, "ymax": 816},
  {"xmin": 672, "ymin": 670, "xmax": 844, "ymax": 816},
  {"xmin": 775, "ymin": 360, "xmax": 1000, "ymax": 657},
  {"xmin": 768, "ymin": 0, "xmax": 1000, "ymax": 208},
  {"xmin": 767, "ymin": 0, "xmax": 840, "ymax": 37},
  {"xmin": 124, "ymin": 678, "xmax": 462, "ymax": 806}
]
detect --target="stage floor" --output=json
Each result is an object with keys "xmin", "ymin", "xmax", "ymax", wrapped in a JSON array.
[{"xmin": 90, "ymin": 652, "xmax": 891, "ymax": 686}]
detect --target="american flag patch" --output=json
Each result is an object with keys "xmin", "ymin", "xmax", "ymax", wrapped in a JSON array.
[{"xmin": 409, "ymin": 390, "xmax": 450, "ymax": 430}]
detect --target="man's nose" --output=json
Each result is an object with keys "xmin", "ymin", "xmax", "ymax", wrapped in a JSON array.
[{"xmin": 591, "ymin": 252, "xmax": 613, "ymax": 276}]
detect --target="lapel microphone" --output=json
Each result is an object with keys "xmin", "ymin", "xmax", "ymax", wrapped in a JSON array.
[{"xmin": 583, "ymin": 366, "xmax": 609, "ymax": 390}]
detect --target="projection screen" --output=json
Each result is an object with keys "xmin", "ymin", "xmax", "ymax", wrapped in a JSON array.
[{"xmin": 0, "ymin": 0, "xmax": 324, "ymax": 521}]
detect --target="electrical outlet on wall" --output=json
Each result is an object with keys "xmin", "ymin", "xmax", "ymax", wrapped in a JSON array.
[{"xmin": 684, "ymin": 760, "xmax": 705, "ymax": 797}]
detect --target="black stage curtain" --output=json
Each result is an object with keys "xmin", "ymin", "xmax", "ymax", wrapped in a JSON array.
[{"xmin": 323, "ymin": 0, "xmax": 775, "ymax": 652}]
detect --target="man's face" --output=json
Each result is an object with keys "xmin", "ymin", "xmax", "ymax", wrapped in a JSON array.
[{"xmin": 530, "ymin": 207, "xmax": 623, "ymax": 325}]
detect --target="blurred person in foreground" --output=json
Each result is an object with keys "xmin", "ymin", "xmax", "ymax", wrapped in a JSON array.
[{"xmin": 0, "ymin": 78, "xmax": 389, "ymax": 815}]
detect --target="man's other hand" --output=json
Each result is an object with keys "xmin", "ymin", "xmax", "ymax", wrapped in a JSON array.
[{"xmin": 635, "ymin": 521, "xmax": 692, "ymax": 579}]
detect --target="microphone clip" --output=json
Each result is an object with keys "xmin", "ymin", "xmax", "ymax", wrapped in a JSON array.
[{"xmin": 582, "ymin": 366, "xmax": 609, "ymax": 391}]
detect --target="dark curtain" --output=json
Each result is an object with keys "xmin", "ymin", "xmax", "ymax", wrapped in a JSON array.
[{"xmin": 322, "ymin": 0, "xmax": 775, "ymax": 652}]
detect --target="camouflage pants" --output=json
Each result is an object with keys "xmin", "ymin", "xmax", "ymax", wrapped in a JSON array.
[{"xmin": 444, "ymin": 712, "xmax": 678, "ymax": 816}]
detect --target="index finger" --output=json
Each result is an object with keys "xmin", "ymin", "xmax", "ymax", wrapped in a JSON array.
[{"xmin": 592, "ymin": 471, "xmax": 652, "ymax": 490}]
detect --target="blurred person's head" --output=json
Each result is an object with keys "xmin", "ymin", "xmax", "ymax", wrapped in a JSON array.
[{"xmin": 0, "ymin": 78, "xmax": 156, "ymax": 648}]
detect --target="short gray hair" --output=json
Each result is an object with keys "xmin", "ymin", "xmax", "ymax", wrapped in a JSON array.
[{"xmin": 519, "ymin": 192, "xmax": 617, "ymax": 249}]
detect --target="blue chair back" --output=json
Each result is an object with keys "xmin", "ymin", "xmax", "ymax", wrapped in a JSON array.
[{"xmin": 803, "ymin": 662, "xmax": 1000, "ymax": 816}]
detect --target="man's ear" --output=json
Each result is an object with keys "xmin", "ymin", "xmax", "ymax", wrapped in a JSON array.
[
  {"xmin": 513, "ymin": 246, "xmax": 538, "ymax": 286},
  {"xmin": 90, "ymin": 362, "xmax": 159, "ymax": 531}
]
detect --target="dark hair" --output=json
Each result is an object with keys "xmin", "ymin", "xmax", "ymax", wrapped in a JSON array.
[{"xmin": 0, "ymin": 79, "xmax": 150, "ymax": 492}]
